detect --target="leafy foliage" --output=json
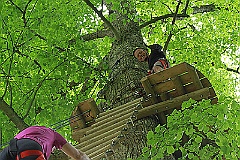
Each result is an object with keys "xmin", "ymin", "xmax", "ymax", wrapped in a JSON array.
[
  {"xmin": 0, "ymin": 0, "xmax": 239, "ymax": 157},
  {"xmin": 131, "ymin": 98, "xmax": 240, "ymax": 160},
  {"xmin": 0, "ymin": 0, "xmax": 112, "ymax": 144}
]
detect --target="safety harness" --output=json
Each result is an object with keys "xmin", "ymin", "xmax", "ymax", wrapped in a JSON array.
[
  {"xmin": 148, "ymin": 59, "xmax": 170, "ymax": 75},
  {"xmin": 9, "ymin": 139, "xmax": 46, "ymax": 160},
  {"xmin": 16, "ymin": 150, "xmax": 46, "ymax": 160}
]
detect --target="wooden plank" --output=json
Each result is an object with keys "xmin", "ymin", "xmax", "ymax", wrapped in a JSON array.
[
  {"xmin": 211, "ymin": 97, "xmax": 218, "ymax": 104},
  {"xmin": 79, "ymin": 124, "xmax": 124, "ymax": 147},
  {"xmin": 70, "ymin": 98, "xmax": 100, "ymax": 131},
  {"xmin": 141, "ymin": 76, "xmax": 158, "ymax": 104},
  {"xmin": 196, "ymin": 70, "xmax": 205, "ymax": 79},
  {"xmin": 166, "ymin": 85, "xmax": 216, "ymax": 105},
  {"xmin": 87, "ymin": 143, "xmax": 111, "ymax": 158},
  {"xmin": 172, "ymin": 76, "xmax": 186, "ymax": 96},
  {"xmin": 94, "ymin": 101, "xmax": 139, "ymax": 126},
  {"xmin": 197, "ymin": 70, "xmax": 218, "ymax": 104},
  {"xmin": 153, "ymin": 73, "xmax": 197, "ymax": 94},
  {"xmin": 153, "ymin": 80, "xmax": 175, "ymax": 94},
  {"xmin": 165, "ymin": 89, "xmax": 179, "ymax": 99},
  {"xmin": 209, "ymin": 87, "xmax": 217, "ymax": 98},
  {"xmin": 98, "ymin": 98, "xmax": 142, "ymax": 118},
  {"xmin": 137, "ymin": 88, "xmax": 210, "ymax": 120},
  {"xmin": 92, "ymin": 152, "xmax": 105, "ymax": 160},
  {"xmin": 84, "ymin": 139, "xmax": 112, "ymax": 156},
  {"xmin": 146, "ymin": 62, "xmax": 189, "ymax": 85},
  {"xmin": 142, "ymin": 99, "xmax": 152, "ymax": 107},
  {"xmin": 81, "ymin": 134, "xmax": 118, "ymax": 152},
  {"xmin": 165, "ymin": 76, "xmax": 186, "ymax": 115},
  {"xmin": 93, "ymin": 107, "xmax": 136, "ymax": 128},
  {"xmin": 77, "ymin": 99, "xmax": 98, "ymax": 127},
  {"xmin": 200, "ymin": 78, "xmax": 212, "ymax": 88},
  {"xmin": 72, "ymin": 126, "xmax": 92, "ymax": 141},
  {"xmin": 158, "ymin": 93, "xmax": 169, "ymax": 124},
  {"xmin": 70, "ymin": 107, "xmax": 86, "ymax": 130},
  {"xmin": 184, "ymin": 82, "xmax": 200, "ymax": 93},
  {"xmin": 89, "ymin": 99, "xmax": 100, "ymax": 119},
  {"xmin": 87, "ymin": 112, "xmax": 133, "ymax": 135},
  {"xmin": 186, "ymin": 65, "xmax": 203, "ymax": 90},
  {"xmin": 80, "ymin": 119, "xmax": 127, "ymax": 142},
  {"xmin": 163, "ymin": 80, "xmax": 215, "ymax": 100}
]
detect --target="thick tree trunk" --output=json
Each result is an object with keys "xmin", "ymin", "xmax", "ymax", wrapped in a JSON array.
[
  {"xmin": 97, "ymin": 21, "xmax": 161, "ymax": 159},
  {"xmin": 98, "ymin": 21, "xmax": 147, "ymax": 109}
]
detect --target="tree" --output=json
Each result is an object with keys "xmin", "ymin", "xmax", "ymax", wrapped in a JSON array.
[{"xmin": 0, "ymin": 0, "xmax": 239, "ymax": 159}]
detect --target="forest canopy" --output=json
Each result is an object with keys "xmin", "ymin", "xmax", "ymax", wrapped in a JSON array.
[{"xmin": 0, "ymin": 0, "xmax": 239, "ymax": 156}]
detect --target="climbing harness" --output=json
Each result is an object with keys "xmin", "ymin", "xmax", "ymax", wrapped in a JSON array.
[
  {"xmin": 148, "ymin": 58, "xmax": 170, "ymax": 75},
  {"xmin": 16, "ymin": 150, "xmax": 46, "ymax": 160}
]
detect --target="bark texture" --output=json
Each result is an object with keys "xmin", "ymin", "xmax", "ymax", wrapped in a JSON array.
[{"xmin": 96, "ymin": 20, "xmax": 160, "ymax": 159}]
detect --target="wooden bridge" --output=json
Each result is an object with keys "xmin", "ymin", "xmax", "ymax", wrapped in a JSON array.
[{"xmin": 70, "ymin": 62, "xmax": 217, "ymax": 160}]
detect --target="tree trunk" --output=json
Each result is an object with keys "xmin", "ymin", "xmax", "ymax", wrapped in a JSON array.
[{"xmin": 97, "ymin": 21, "xmax": 160, "ymax": 159}]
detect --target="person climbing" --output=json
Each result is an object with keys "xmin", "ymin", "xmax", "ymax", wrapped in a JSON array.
[
  {"xmin": 0, "ymin": 126, "xmax": 91, "ymax": 160},
  {"xmin": 133, "ymin": 44, "xmax": 170, "ymax": 75}
]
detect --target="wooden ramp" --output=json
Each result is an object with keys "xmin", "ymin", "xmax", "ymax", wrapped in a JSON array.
[
  {"xmin": 72, "ymin": 98, "xmax": 142, "ymax": 160},
  {"xmin": 70, "ymin": 62, "xmax": 217, "ymax": 160}
]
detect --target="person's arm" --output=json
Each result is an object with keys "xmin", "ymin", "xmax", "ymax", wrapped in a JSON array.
[{"xmin": 61, "ymin": 142, "xmax": 91, "ymax": 160}]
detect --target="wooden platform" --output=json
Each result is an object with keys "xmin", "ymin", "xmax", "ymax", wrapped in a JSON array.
[
  {"xmin": 70, "ymin": 62, "xmax": 217, "ymax": 160},
  {"xmin": 141, "ymin": 62, "xmax": 217, "ymax": 106}
]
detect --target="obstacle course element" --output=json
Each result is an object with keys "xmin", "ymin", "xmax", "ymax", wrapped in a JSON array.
[
  {"xmin": 140, "ymin": 62, "xmax": 217, "ymax": 124},
  {"xmin": 70, "ymin": 98, "xmax": 100, "ymax": 131},
  {"xmin": 70, "ymin": 62, "xmax": 217, "ymax": 160}
]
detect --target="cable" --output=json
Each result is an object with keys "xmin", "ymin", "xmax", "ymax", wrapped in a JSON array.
[{"xmin": 0, "ymin": 110, "xmax": 92, "ymax": 149}]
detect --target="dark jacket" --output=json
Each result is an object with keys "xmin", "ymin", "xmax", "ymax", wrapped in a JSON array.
[{"xmin": 148, "ymin": 44, "xmax": 169, "ymax": 71}]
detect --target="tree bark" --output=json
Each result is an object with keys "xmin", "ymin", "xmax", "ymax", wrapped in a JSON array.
[
  {"xmin": 0, "ymin": 98, "xmax": 28, "ymax": 131},
  {"xmin": 94, "ymin": 19, "xmax": 161, "ymax": 159}
]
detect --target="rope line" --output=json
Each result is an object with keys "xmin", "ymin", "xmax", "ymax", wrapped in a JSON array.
[{"xmin": 0, "ymin": 110, "xmax": 92, "ymax": 149}]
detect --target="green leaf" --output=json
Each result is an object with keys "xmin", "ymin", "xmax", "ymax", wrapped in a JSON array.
[
  {"xmin": 156, "ymin": 151, "xmax": 164, "ymax": 159},
  {"xmin": 182, "ymin": 98, "xmax": 196, "ymax": 110},
  {"xmin": 195, "ymin": 136, "xmax": 202, "ymax": 143},
  {"xmin": 188, "ymin": 153, "xmax": 194, "ymax": 159},
  {"xmin": 167, "ymin": 146, "xmax": 175, "ymax": 154},
  {"xmin": 147, "ymin": 130, "xmax": 154, "ymax": 139},
  {"xmin": 142, "ymin": 147, "xmax": 149, "ymax": 153}
]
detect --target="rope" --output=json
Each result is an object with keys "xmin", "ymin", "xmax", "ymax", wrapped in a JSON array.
[{"xmin": 0, "ymin": 109, "xmax": 92, "ymax": 149}]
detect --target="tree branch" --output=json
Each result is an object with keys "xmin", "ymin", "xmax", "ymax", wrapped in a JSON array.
[
  {"xmin": 182, "ymin": 0, "xmax": 190, "ymax": 14},
  {"xmin": 139, "ymin": 4, "xmax": 216, "ymax": 30},
  {"xmin": 1, "ymin": 52, "xmax": 14, "ymax": 98},
  {"xmin": 80, "ymin": 3, "xmax": 214, "ymax": 43},
  {"xmin": 22, "ymin": 58, "xmax": 69, "ymax": 119},
  {"xmin": 163, "ymin": 0, "xmax": 182, "ymax": 53},
  {"xmin": 9, "ymin": 0, "xmax": 24, "ymax": 14},
  {"xmin": 0, "ymin": 98, "xmax": 29, "ymax": 130},
  {"xmin": 22, "ymin": 0, "xmax": 33, "ymax": 26},
  {"xmin": 140, "ymin": 13, "xmax": 189, "ymax": 29},
  {"xmin": 80, "ymin": 28, "xmax": 114, "ymax": 41},
  {"xmin": 226, "ymin": 67, "xmax": 240, "ymax": 74},
  {"xmin": 83, "ymin": 0, "xmax": 121, "ymax": 40},
  {"xmin": 192, "ymin": 4, "xmax": 215, "ymax": 14},
  {"xmin": 9, "ymin": 0, "xmax": 33, "ymax": 26}
]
